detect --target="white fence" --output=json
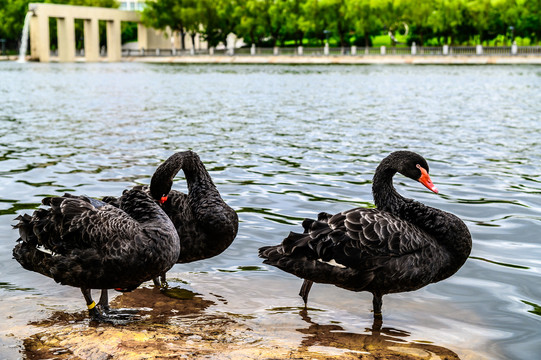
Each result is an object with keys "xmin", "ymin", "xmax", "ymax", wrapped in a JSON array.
[{"xmin": 122, "ymin": 44, "xmax": 541, "ymax": 57}]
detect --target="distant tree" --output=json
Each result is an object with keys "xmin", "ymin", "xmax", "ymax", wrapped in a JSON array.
[
  {"xmin": 180, "ymin": 0, "xmax": 203, "ymax": 50},
  {"xmin": 348, "ymin": 0, "xmax": 381, "ymax": 47},
  {"xmin": 489, "ymin": 0, "xmax": 520, "ymax": 45},
  {"xmin": 465, "ymin": 0, "xmax": 492, "ymax": 44},
  {"xmin": 374, "ymin": 0, "xmax": 408, "ymax": 46},
  {"xmin": 141, "ymin": 0, "xmax": 189, "ymax": 49},
  {"xmin": 428, "ymin": 0, "xmax": 467, "ymax": 45},
  {"xmin": 1, "ymin": 0, "xmax": 538, "ymax": 51},
  {"xmin": 281, "ymin": 0, "xmax": 306, "ymax": 46},
  {"xmin": 520, "ymin": 0, "xmax": 541, "ymax": 44},
  {"xmin": 265, "ymin": 0, "xmax": 289, "ymax": 46},
  {"xmin": 234, "ymin": 0, "xmax": 267, "ymax": 45},
  {"xmin": 198, "ymin": 0, "xmax": 229, "ymax": 48},
  {"xmin": 0, "ymin": 0, "xmax": 31, "ymax": 50},
  {"xmin": 319, "ymin": 0, "xmax": 352, "ymax": 47},
  {"xmin": 403, "ymin": 0, "xmax": 436, "ymax": 45},
  {"xmin": 301, "ymin": 0, "xmax": 328, "ymax": 45}
]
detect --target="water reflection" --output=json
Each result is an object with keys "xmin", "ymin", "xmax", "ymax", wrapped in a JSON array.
[
  {"xmin": 111, "ymin": 286, "xmax": 215, "ymax": 323},
  {"xmin": 297, "ymin": 309, "xmax": 461, "ymax": 360},
  {"xmin": 1, "ymin": 63, "xmax": 541, "ymax": 359}
]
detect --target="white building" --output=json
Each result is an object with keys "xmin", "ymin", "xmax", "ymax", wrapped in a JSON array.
[{"xmin": 118, "ymin": 0, "xmax": 146, "ymax": 11}]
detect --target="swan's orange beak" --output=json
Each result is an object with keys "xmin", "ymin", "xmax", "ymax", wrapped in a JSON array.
[
  {"xmin": 160, "ymin": 195, "xmax": 168, "ymax": 205},
  {"xmin": 417, "ymin": 165, "xmax": 439, "ymax": 194}
]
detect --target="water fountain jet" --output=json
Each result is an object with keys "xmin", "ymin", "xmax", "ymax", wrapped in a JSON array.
[{"xmin": 17, "ymin": 8, "xmax": 35, "ymax": 63}]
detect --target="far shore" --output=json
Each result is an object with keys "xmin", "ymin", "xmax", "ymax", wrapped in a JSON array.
[{"xmin": 3, "ymin": 54, "xmax": 541, "ymax": 64}]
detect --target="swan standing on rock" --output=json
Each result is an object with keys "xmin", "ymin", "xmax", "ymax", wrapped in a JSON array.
[
  {"xmin": 103, "ymin": 151, "xmax": 239, "ymax": 287},
  {"xmin": 13, "ymin": 185, "xmax": 180, "ymax": 322},
  {"xmin": 259, "ymin": 151, "xmax": 472, "ymax": 317}
]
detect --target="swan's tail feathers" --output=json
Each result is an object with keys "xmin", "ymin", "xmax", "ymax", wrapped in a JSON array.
[
  {"xmin": 317, "ymin": 212, "xmax": 333, "ymax": 223},
  {"xmin": 13, "ymin": 213, "xmax": 36, "ymax": 245},
  {"xmin": 12, "ymin": 242, "xmax": 54, "ymax": 279}
]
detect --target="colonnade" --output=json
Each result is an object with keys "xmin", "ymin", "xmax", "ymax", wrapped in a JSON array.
[{"xmin": 29, "ymin": 3, "xmax": 150, "ymax": 62}]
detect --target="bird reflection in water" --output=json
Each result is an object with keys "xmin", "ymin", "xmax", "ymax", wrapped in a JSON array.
[
  {"xmin": 110, "ymin": 286, "xmax": 216, "ymax": 323},
  {"xmin": 296, "ymin": 309, "xmax": 461, "ymax": 360}
]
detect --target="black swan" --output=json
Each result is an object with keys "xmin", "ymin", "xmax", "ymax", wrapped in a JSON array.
[
  {"xmin": 103, "ymin": 151, "xmax": 239, "ymax": 287},
  {"xmin": 13, "ymin": 161, "xmax": 183, "ymax": 321},
  {"xmin": 259, "ymin": 151, "xmax": 472, "ymax": 317}
]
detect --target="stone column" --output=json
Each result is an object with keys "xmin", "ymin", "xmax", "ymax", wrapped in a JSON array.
[
  {"xmin": 57, "ymin": 16, "xmax": 75, "ymax": 62},
  {"xmin": 106, "ymin": 19, "xmax": 121, "ymax": 61},
  {"xmin": 84, "ymin": 18, "xmax": 99, "ymax": 61},
  {"xmin": 30, "ymin": 12, "xmax": 50, "ymax": 62},
  {"xmin": 137, "ymin": 23, "xmax": 148, "ymax": 52}
]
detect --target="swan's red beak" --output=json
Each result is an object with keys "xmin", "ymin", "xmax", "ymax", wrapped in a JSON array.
[
  {"xmin": 417, "ymin": 165, "xmax": 439, "ymax": 194},
  {"xmin": 160, "ymin": 195, "xmax": 168, "ymax": 205}
]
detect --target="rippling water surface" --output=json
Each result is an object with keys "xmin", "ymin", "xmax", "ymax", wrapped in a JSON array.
[{"xmin": 0, "ymin": 62, "xmax": 540, "ymax": 359}]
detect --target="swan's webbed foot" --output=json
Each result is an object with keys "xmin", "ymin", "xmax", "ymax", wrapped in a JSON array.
[
  {"xmin": 96, "ymin": 289, "xmax": 138, "ymax": 316},
  {"xmin": 83, "ymin": 288, "xmax": 139, "ymax": 324}
]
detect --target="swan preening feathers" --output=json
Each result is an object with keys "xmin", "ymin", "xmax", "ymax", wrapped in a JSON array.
[
  {"xmin": 13, "ymin": 150, "xmax": 470, "ymax": 322},
  {"xmin": 13, "ymin": 150, "xmax": 238, "ymax": 321},
  {"xmin": 259, "ymin": 151, "xmax": 472, "ymax": 317}
]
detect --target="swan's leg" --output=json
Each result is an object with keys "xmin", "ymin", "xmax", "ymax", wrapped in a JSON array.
[
  {"xmin": 81, "ymin": 287, "xmax": 104, "ymax": 321},
  {"xmin": 153, "ymin": 273, "xmax": 168, "ymax": 289},
  {"xmin": 160, "ymin": 273, "xmax": 168, "ymax": 288},
  {"xmin": 98, "ymin": 288, "xmax": 139, "ymax": 315},
  {"xmin": 372, "ymin": 293, "xmax": 383, "ymax": 317},
  {"xmin": 371, "ymin": 313, "xmax": 383, "ymax": 333},
  {"xmin": 299, "ymin": 279, "xmax": 313, "ymax": 307},
  {"xmin": 97, "ymin": 289, "xmax": 110, "ymax": 313}
]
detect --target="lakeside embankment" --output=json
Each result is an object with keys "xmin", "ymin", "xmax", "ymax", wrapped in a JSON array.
[
  {"xmin": 126, "ymin": 55, "xmax": 541, "ymax": 65},
  {"xmin": 3, "ymin": 54, "xmax": 541, "ymax": 64}
]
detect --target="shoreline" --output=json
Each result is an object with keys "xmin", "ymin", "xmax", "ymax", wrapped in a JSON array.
[
  {"xmin": 126, "ymin": 54, "xmax": 541, "ymax": 65},
  {"xmin": 2, "ymin": 54, "xmax": 541, "ymax": 64}
]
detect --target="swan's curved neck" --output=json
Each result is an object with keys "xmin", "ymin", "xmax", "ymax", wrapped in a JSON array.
[
  {"xmin": 150, "ymin": 151, "xmax": 219, "ymax": 200},
  {"xmin": 373, "ymin": 164, "xmax": 445, "ymax": 235},
  {"xmin": 372, "ymin": 166, "xmax": 402, "ymax": 214},
  {"xmin": 372, "ymin": 161, "xmax": 471, "ymax": 269}
]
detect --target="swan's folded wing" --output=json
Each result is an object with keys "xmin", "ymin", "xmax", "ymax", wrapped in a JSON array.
[
  {"xmin": 301, "ymin": 208, "xmax": 438, "ymax": 270},
  {"xmin": 21, "ymin": 196, "xmax": 143, "ymax": 255}
]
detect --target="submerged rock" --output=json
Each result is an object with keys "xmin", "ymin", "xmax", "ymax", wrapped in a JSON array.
[{"xmin": 21, "ymin": 287, "xmax": 463, "ymax": 359}]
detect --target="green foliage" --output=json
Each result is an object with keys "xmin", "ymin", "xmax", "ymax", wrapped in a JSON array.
[
  {"xmin": 141, "ymin": 0, "xmax": 541, "ymax": 46},
  {"xmin": 1, "ymin": 0, "xmax": 540, "ymax": 51}
]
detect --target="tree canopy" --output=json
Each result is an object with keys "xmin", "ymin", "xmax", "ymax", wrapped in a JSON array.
[
  {"xmin": 141, "ymin": 0, "xmax": 541, "ymax": 47},
  {"xmin": 1, "ymin": 0, "xmax": 540, "ymax": 51}
]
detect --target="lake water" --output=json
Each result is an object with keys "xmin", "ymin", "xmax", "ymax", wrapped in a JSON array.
[{"xmin": 0, "ymin": 62, "xmax": 540, "ymax": 359}]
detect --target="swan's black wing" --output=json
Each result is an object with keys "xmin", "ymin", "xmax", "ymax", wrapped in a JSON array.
[
  {"xmin": 13, "ymin": 190, "xmax": 176, "ymax": 289},
  {"xmin": 259, "ymin": 207, "xmax": 449, "ymax": 293},
  {"xmin": 15, "ymin": 194, "xmax": 142, "ymax": 253}
]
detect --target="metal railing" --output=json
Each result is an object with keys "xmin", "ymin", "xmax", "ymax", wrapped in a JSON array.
[{"xmin": 121, "ymin": 45, "xmax": 541, "ymax": 58}]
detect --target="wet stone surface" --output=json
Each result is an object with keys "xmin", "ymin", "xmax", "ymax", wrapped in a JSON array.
[{"xmin": 21, "ymin": 287, "xmax": 462, "ymax": 360}]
